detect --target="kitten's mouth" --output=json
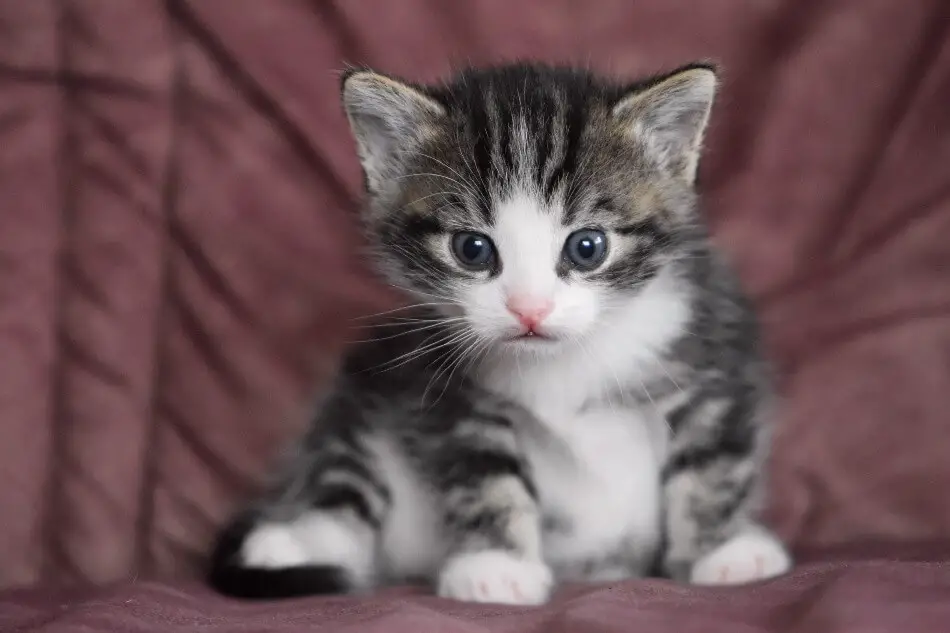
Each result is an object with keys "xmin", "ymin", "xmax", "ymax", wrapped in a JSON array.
[{"xmin": 507, "ymin": 331, "xmax": 556, "ymax": 343}]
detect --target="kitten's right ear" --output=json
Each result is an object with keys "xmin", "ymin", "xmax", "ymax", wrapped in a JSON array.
[
  {"xmin": 341, "ymin": 70, "xmax": 446, "ymax": 193},
  {"xmin": 611, "ymin": 64, "xmax": 718, "ymax": 185}
]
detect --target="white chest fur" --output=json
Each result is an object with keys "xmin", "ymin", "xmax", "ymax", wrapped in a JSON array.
[{"xmin": 522, "ymin": 403, "xmax": 664, "ymax": 578}]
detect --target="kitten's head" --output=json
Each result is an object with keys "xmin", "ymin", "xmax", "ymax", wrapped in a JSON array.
[{"xmin": 341, "ymin": 62, "xmax": 716, "ymax": 354}]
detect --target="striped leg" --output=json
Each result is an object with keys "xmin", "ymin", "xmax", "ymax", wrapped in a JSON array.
[
  {"xmin": 407, "ymin": 401, "xmax": 553, "ymax": 605},
  {"xmin": 661, "ymin": 395, "xmax": 791, "ymax": 585}
]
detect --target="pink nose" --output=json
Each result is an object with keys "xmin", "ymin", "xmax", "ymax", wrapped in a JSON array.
[{"xmin": 506, "ymin": 295, "xmax": 554, "ymax": 330}]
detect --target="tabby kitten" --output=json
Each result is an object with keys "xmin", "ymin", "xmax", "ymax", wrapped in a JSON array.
[{"xmin": 209, "ymin": 62, "xmax": 792, "ymax": 605}]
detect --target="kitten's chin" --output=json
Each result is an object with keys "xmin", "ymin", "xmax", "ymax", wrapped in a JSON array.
[{"xmin": 496, "ymin": 332, "xmax": 565, "ymax": 355}]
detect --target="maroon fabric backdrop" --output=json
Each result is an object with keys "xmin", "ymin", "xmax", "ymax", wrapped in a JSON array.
[{"xmin": 1, "ymin": 0, "xmax": 948, "ymax": 614}]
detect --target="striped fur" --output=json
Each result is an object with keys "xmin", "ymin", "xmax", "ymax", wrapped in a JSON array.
[{"xmin": 208, "ymin": 62, "xmax": 791, "ymax": 604}]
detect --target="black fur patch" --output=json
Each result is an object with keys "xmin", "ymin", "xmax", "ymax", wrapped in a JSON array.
[{"xmin": 207, "ymin": 510, "xmax": 352, "ymax": 600}]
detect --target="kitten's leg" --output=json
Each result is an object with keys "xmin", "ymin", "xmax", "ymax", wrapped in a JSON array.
[
  {"xmin": 411, "ymin": 404, "xmax": 552, "ymax": 605},
  {"xmin": 212, "ymin": 413, "xmax": 391, "ymax": 598},
  {"xmin": 660, "ymin": 396, "xmax": 792, "ymax": 585}
]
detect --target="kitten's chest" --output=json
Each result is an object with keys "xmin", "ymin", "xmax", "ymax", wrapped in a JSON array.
[{"xmin": 518, "ymin": 400, "xmax": 666, "ymax": 577}]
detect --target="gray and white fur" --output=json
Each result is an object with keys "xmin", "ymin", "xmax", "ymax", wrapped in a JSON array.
[{"xmin": 208, "ymin": 62, "xmax": 792, "ymax": 604}]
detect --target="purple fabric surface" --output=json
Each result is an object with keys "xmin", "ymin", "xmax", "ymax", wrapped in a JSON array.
[{"xmin": 1, "ymin": 1, "xmax": 949, "ymax": 629}]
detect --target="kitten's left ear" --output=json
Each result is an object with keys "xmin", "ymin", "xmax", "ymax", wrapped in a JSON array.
[
  {"xmin": 612, "ymin": 64, "xmax": 718, "ymax": 185},
  {"xmin": 341, "ymin": 69, "xmax": 446, "ymax": 194}
]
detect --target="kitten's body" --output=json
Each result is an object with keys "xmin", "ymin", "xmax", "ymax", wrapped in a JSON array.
[{"xmin": 209, "ymin": 63, "xmax": 791, "ymax": 604}]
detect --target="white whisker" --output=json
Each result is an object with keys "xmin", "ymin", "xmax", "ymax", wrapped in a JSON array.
[
  {"xmin": 420, "ymin": 329, "xmax": 481, "ymax": 407},
  {"xmin": 395, "ymin": 172, "xmax": 481, "ymax": 206},
  {"xmin": 416, "ymin": 152, "xmax": 489, "ymax": 207},
  {"xmin": 352, "ymin": 301, "xmax": 456, "ymax": 321},
  {"xmin": 367, "ymin": 326, "xmax": 465, "ymax": 373},
  {"xmin": 634, "ymin": 370, "xmax": 669, "ymax": 432},
  {"xmin": 644, "ymin": 347, "xmax": 685, "ymax": 398},
  {"xmin": 348, "ymin": 320, "xmax": 463, "ymax": 344}
]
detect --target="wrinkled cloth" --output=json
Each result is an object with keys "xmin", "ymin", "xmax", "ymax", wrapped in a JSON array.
[
  {"xmin": 1, "ymin": 0, "xmax": 949, "ymax": 601},
  {"xmin": 4, "ymin": 560, "xmax": 950, "ymax": 633}
]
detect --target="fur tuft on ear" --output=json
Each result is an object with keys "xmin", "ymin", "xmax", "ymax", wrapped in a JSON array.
[
  {"xmin": 341, "ymin": 70, "xmax": 446, "ymax": 193},
  {"xmin": 612, "ymin": 64, "xmax": 718, "ymax": 184}
]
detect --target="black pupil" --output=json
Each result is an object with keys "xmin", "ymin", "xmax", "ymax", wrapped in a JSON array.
[
  {"xmin": 462, "ymin": 236, "xmax": 486, "ymax": 262},
  {"xmin": 576, "ymin": 237, "xmax": 596, "ymax": 260}
]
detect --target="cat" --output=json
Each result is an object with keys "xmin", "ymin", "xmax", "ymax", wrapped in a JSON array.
[{"xmin": 208, "ymin": 61, "xmax": 792, "ymax": 605}]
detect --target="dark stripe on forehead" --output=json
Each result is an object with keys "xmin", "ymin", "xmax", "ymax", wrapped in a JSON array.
[
  {"xmin": 545, "ymin": 85, "xmax": 587, "ymax": 206},
  {"xmin": 534, "ymin": 91, "xmax": 554, "ymax": 190},
  {"xmin": 495, "ymin": 97, "xmax": 514, "ymax": 175},
  {"xmin": 469, "ymin": 98, "xmax": 492, "ymax": 176},
  {"xmin": 466, "ymin": 94, "xmax": 495, "ymax": 224}
]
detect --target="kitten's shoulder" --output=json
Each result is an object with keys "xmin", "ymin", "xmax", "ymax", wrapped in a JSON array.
[{"xmin": 671, "ymin": 237, "xmax": 769, "ymax": 379}]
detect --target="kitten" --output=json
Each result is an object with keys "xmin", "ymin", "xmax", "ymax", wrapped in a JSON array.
[{"xmin": 208, "ymin": 62, "xmax": 792, "ymax": 605}]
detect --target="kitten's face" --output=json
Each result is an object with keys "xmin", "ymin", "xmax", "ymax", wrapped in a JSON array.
[{"xmin": 342, "ymin": 64, "xmax": 716, "ymax": 354}]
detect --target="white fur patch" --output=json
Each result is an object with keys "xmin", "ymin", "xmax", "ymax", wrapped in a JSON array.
[
  {"xmin": 437, "ymin": 550, "xmax": 553, "ymax": 605},
  {"xmin": 689, "ymin": 528, "xmax": 792, "ymax": 585},
  {"xmin": 241, "ymin": 512, "xmax": 375, "ymax": 587},
  {"xmin": 367, "ymin": 436, "xmax": 446, "ymax": 581},
  {"xmin": 526, "ymin": 406, "xmax": 663, "ymax": 577},
  {"xmin": 241, "ymin": 523, "xmax": 312, "ymax": 569}
]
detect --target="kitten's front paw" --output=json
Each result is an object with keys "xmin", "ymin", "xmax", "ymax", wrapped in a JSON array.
[
  {"xmin": 437, "ymin": 550, "xmax": 553, "ymax": 605},
  {"xmin": 690, "ymin": 528, "xmax": 792, "ymax": 586}
]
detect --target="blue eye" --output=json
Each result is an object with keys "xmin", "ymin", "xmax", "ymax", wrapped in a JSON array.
[
  {"xmin": 564, "ymin": 229, "xmax": 608, "ymax": 270},
  {"xmin": 451, "ymin": 232, "xmax": 495, "ymax": 270}
]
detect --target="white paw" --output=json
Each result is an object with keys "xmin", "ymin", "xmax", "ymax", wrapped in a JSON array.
[
  {"xmin": 241, "ymin": 523, "xmax": 311, "ymax": 569},
  {"xmin": 437, "ymin": 550, "xmax": 553, "ymax": 605},
  {"xmin": 690, "ymin": 529, "xmax": 792, "ymax": 586}
]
